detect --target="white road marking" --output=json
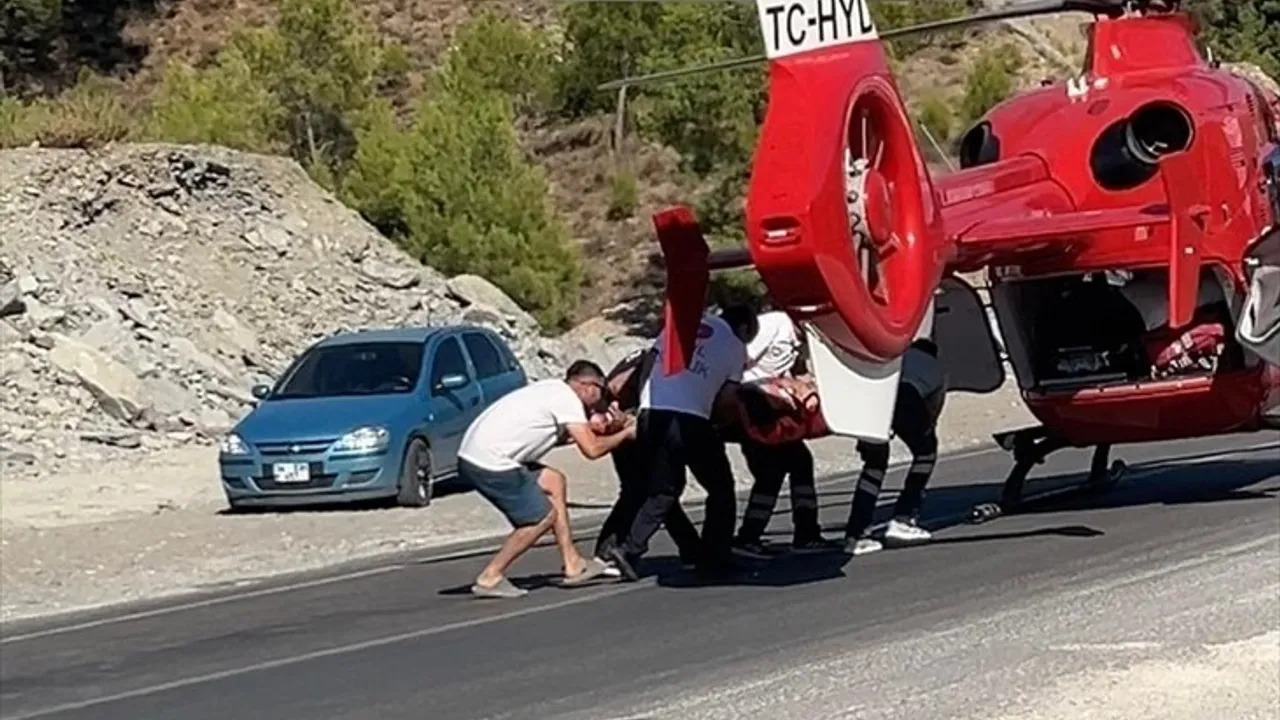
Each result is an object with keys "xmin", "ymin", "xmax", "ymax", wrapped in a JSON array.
[{"xmin": 0, "ymin": 582, "xmax": 652, "ymax": 720}]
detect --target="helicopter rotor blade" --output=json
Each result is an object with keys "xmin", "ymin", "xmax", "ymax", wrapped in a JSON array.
[{"xmin": 596, "ymin": 0, "xmax": 1128, "ymax": 91}]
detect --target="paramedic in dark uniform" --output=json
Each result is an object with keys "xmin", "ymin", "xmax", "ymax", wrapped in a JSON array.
[
  {"xmin": 733, "ymin": 309, "xmax": 840, "ymax": 557},
  {"xmin": 593, "ymin": 347, "xmax": 702, "ymax": 568},
  {"xmin": 844, "ymin": 337, "xmax": 947, "ymax": 556},
  {"xmin": 606, "ymin": 306, "xmax": 759, "ymax": 581}
]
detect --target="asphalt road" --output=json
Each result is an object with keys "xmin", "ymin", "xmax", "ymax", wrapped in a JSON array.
[{"xmin": 2, "ymin": 433, "xmax": 1278, "ymax": 720}]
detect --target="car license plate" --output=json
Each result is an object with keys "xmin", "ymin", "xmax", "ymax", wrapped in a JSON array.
[{"xmin": 272, "ymin": 462, "xmax": 311, "ymax": 483}]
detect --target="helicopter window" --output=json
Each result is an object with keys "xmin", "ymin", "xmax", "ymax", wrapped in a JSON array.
[{"xmin": 959, "ymin": 122, "xmax": 1000, "ymax": 169}]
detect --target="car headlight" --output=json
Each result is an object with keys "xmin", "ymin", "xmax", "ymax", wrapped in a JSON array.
[
  {"xmin": 220, "ymin": 433, "xmax": 250, "ymax": 455},
  {"xmin": 333, "ymin": 426, "xmax": 389, "ymax": 453}
]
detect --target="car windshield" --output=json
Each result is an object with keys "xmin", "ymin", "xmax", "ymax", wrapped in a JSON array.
[{"xmin": 271, "ymin": 341, "xmax": 424, "ymax": 399}]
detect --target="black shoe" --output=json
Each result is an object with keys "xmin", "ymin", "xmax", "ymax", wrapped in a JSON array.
[
  {"xmin": 731, "ymin": 537, "xmax": 781, "ymax": 560},
  {"xmin": 791, "ymin": 536, "xmax": 843, "ymax": 554},
  {"xmin": 606, "ymin": 547, "xmax": 640, "ymax": 582},
  {"xmin": 678, "ymin": 548, "xmax": 701, "ymax": 569}
]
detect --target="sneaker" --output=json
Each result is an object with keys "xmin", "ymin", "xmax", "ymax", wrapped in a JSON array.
[
  {"xmin": 732, "ymin": 538, "xmax": 782, "ymax": 560},
  {"xmin": 791, "ymin": 537, "xmax": 844, "ymax": 554},
  {"xmin": 845, "ymin": 537, "xmax": 883, "ymax": 556},
  {"xmin": 884, "ymin": 517, "xmax": 932, "ymax": 546},
  {"xmin": 605, "ymin": 547, "xmax": 640, "ymax": 582}
]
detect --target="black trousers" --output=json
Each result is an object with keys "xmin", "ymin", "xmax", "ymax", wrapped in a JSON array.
[
  {"xmin": 844, "ymin": 383, "xmax": 942, "ymax": 539},
  {"xmin": 736, "ymin": 439, "xmax": 822, "ymax": 544},
  {"xmin": 618, "ymin": 409, "xmax": 737, "ymax": 564},
  {"xmin": 594, "ymin": 438, "xmax": 701, "ymax": 561}
]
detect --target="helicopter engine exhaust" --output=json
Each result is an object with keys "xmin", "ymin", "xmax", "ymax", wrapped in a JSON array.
[
  {"xmin": 1091, "ymin": 100, "xmax": 1195, "ymax": 191},
  {"xmin": 1127, "ymin": 101, "xmax": 1195, "ymax": 165}
]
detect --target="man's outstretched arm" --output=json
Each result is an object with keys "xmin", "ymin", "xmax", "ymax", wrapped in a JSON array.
[{"xmin": 564, "ymin": 419, "xmax": 636, "ymax": 460}]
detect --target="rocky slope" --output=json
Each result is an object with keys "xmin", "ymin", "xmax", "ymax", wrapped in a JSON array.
[{"xmin": 0, "ymin": 143, "xmax": 641, "ymax": 478}]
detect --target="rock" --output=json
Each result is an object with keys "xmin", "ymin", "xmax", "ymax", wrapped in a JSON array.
[
  {"xmin": 0, "ymin": 281, "xmax": 25, "ymax": 318},
  {"xmin": 208, "ymin": 383, "xmax": 254, "ymax": 406},
  {"xmin": 0, "ymin": 350, "xmax": 29, "ymax": 380},
  {"xmin": 86, "ymin": 296, "xmax": 117, "ymax": 319},
  {"xmin": 23, "ymin": 297, "xmax": 66, "ymax": 330},
  {"xmin": 77, "ymin": 319, "xmax": 129, "ymax": 352},
  {"xmin": 193, "ymin": 408, "xmax": 234, "ymax": 436},
  {"xmin": 357, "ymin": 258, "xmax": 420, "ymax": 289},
  {"xmin": 35, "ymin": 397, "xmax": 63, "ymax": 415},
  {"xmin": 244, "ymin": 223, "xmax": 292, "ymax": 256},
  {"xmin": 1, "ymin": 320, "xmax": 23, "ymax": 347},
  {"xmin": 446, "ymin": 275, "xmax": 529, "ymax": 320},
  {"xmin": 2, "ymin": 450, "xmax": 37, "ymax": 466},
  {"xmin": 80, "ymin": 430, "xmax": 143, "ymax": 448},
  {"xmin": 120, "ymin": 298, "xmax": 156, "ymax": 329},
  {"xmin": 210, "ymin": 308, "xmax": 258, "ymax": 357},
  {"xmin": 142, "ymin": 376, "xmax": 199, "ymax": 416},
  {"xmin": 167, "ymin": 336, "xmax": 235, "ymax": 381},
  {"xmin": 15, "ymin": 273, "xmax": 39, "ymax": 296},
  {"xmin": 46, "ymin": 333, "xmax": 148, "ymax": 422}
]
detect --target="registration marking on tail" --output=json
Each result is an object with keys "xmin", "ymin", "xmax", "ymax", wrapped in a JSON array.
[{"xmin": 756, "ymin": 0, "xmax": 878, "ymax": 59}]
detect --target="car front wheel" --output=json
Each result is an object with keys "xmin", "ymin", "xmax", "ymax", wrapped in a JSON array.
[{"xmin": 396, "ymin": 439, "xmax": 433, "ymax": 508}]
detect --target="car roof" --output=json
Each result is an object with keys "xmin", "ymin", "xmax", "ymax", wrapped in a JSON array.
[{"xmin": 312, "ymin": 325, "xmax": 501, "ymax": 348}]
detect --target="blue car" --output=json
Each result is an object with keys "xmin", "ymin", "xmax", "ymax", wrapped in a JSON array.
[{"xmin": 217, "ymin": 325, "xmax": 528, "ymax": 510}]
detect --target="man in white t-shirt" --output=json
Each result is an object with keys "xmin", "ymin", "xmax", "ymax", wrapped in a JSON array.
[
  {"xmin": 459, "ymin": 360, "xmax": 636, "ymax": 598},
  {"xmin": 605, "ymin": 306, "xmax": 758, "ymax": 581},
  {"xmin": 844, "ymin": 338, "xmax": 948, "ymax": 556},
  {"xmin": 733, "ymin": 310, "xmax": 841, "ymax": 558}
]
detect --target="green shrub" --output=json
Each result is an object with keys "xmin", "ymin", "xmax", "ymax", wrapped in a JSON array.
[
  {"xmin": 144, "ymin": 0, "xmax": 406, "ymax": 182},
  {"xmin": 960, "ymin": 45, "xmax": 1022, "ymax": 127},
  {"xmin": 342, "ymin": 40, "xmax": 581, "ymax": 330},
  {"xmin": 607, "ymin": 169, "xmax": 639, "ymax": 220},
  {"xmin": 145, "ymin": 51, "xmax": 284, "ymax": 154},
  {"xmin": 0, "ymin": 69, "xmax": 131, "ymax": 148},
  {"xmin": 872, "ymin": 0, "xmax": 971, "ymax": 57},
  {"xmin": 918, "ymin": 95, "xmax": 954, "ymax": 144},
  {"xmin": 436, "ymin": 10, "xmax": 554, "ymax": 115},
  {"xmin": 552, "ymin": 3, "xmax": 664, "ymax": 118},
  {"xmin": 1192, "ymin": 0, "xmax": 1278, "ymax": 78}
]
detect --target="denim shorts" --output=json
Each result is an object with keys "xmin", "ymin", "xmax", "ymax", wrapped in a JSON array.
[{"xmin": 458, "ymin": 458, "xmax": 552, "ymax": 527}]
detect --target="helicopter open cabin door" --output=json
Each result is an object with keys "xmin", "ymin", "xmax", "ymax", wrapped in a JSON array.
[
  {"xmin": 1238, "ymin": 228, "xmax": 1280, "ymax": 367},
  {"xmin": 932, "ymin": 275, "xmax": 1007, "ymax": 394}
]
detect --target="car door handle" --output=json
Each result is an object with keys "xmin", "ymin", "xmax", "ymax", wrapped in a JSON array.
[{"xmin": 470, "ymin": 398, "xmax": 478, "ymax": 407}]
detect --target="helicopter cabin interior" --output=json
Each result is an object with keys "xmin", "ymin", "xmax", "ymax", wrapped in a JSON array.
[{"xmin": 985, "ymin": 266, "xmax": 1249, "ymax": 392}]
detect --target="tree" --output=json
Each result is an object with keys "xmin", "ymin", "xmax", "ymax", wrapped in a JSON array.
[
  {"xmin": 146, "ymin": 0, "xmax": 407, "ymax": 184},
  {"xmin": 1191, "ymin": 0, "xmax": 1279, "ymax": 78},
  {"xmin": 343, "ymin": 16, "xmax": 582, "ymax": 329}
]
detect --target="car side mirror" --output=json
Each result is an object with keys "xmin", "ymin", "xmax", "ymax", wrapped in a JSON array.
[
  {"xmin": 251, "ymin": 384, "xmax": 272, "ymax": 400},
  {"xmin": 437, "ymin": 373, "xmax": 468, "ymax": 391}
]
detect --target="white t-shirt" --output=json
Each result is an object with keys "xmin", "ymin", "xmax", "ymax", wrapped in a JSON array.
[
  {"xmin": 901, "ymin": 346, "xmax": 946, "ymax": 400},
  {"xmin": 742, "ymin": 310, "xmax": 800, "ymax": 383},
  {"xmin": 640, "ymin": 314, "xmax": 747, "ymax": 419},
  {"xmin": 457, "ymin": 379, "xmax": 588, "ymax": 471}
]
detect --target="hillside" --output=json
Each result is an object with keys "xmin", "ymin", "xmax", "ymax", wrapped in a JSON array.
[
  {"xmin": 2, "ymin": 1, "xmax": 1274, "ymax": 330},
  {"xmin": 0, "ymin": 1, "xmax": 1102, "ymax": 325},
  {"xmin": 0, "ymin": 144, "xmax": 654, "ymax": 478}
]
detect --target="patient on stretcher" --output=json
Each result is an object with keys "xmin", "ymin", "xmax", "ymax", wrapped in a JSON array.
[
  {"xmin": 593, "ymin": 377, "xmax": 829, "ymax": 445},
  {"xmin": 713, "ymin": 375, "xmax": 830, "ymax": 445}
]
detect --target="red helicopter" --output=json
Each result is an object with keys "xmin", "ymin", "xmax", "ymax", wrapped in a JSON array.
[{"xmin": 596, "ymin": 0, "xmax": 1280, "ymax": 521}]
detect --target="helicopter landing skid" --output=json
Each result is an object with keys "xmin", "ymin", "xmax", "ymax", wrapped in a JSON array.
[{"xmin": 969, "ymin": 427, "xmax": 1128, "ymax": 524}]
